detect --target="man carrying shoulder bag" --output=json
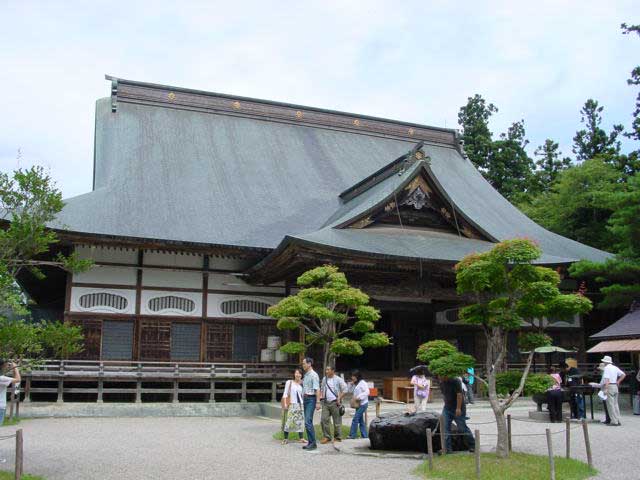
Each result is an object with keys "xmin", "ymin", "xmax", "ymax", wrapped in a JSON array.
[{"xmin": 320, "ymin": 366, "xmax": 347, "ymax": 444}]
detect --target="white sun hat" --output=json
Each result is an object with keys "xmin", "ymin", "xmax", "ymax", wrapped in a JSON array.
[{"xmin": 600, "ymin": 355, "xmax": 613, "ymax": 364}]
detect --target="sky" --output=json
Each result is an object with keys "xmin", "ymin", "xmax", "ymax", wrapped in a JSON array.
[{"xmin": 0, "ymin": 1, "xmax": 638, "ymax": 199}]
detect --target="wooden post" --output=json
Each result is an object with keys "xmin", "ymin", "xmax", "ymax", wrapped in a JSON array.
[
  {"xmin": 23, "ymin": 378, "xmax": 31, "ymax": 404},
  {"xmin": 97, "ymin": 362, "xmax": 104, "ymax": 403},
  {"xmin": 546, "ymin": 428, "xmax": 556, "ymax": 480},
  {"xmin": 209, "ymin": 364, "xmax": 216, "ymax": 403},
  {"xmin": 136, "ymin": 363, "xmax": 142, "ymax": 404},
  {"xmin": 439, "ymin": 415, "xmax": 446, "ymax": 455},
  {"xmin": 8, "ymin": 389, "xmax": 15, "ymax": 420},
  {"xmin": 474, "ymin": 430, "xmax": 481, "ymax": 479},
  {"xmin": 15, "ymin": 383, "xmax": 20, "ymax": 417},
  {"xmin": 426, "ymin": 428, "xmax": 434, "ymax": 471},
  {"xmin": 57, "ymin": 361, "xmax": 64, "ymax": 403},
  {"xmin": 565, "ymin": 419, "xmax": 571, "ymax": 459},
  {"xmin": 241, "ymin": 365, "xmax": 247, "ymax": 403},
  {"xmin": 56, "ymin": 379, "xmax": 64, "ymax": 404},
  {"xmin": 172, "ymin": 364, "xmax": 179, "ymax": 404},
  {"xmin": 507, "ymin": 413, "xmax": 512, "ymax": 452},
  {"xmin": 14, "ymin": 428, "xmax": 23, "ymax": 480},
  {"xmin": 581, "ymin": 419, "xmax": 593, "ymax": 468},
  {"xmin": 271, "ymin": 381, "xmax": 277, "ymax": 402},
  {"xmin": 375, "ymin": 398, "xmax": 381, "ymax": 418}
]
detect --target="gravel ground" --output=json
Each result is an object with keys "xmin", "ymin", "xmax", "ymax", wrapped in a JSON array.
[{"xmin": 0, "ymin": 401, "xmax": 637, "ymax": 479}]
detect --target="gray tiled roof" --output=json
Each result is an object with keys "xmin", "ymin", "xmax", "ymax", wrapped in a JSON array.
[
  {"xmin": 590, "ymin": 308, "xmax": 640, "ymax": 339},
  {"xmin": 291, "ymin": 226, "xmax": 575, "ymax": 264},
  {"xmin": 51, "ymin": 78, "xmax": 611, "ymax": 264}
]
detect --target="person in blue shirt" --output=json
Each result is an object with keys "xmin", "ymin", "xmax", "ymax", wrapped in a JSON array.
[
  {"xmin": 464, "ymin": 367, "xmax": 475, "ymax": 404},
  {"xmin": 301, "ymin": 357, "xmax": 321, "ymax": 450}
]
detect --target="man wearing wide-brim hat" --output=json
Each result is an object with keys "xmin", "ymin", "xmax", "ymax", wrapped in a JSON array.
[{"xmin": 598, "ymin": 356, "xmax": 626, "ymax": 426}]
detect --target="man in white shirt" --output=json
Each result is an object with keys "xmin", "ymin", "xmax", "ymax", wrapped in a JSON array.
[
  {"xmin": 600, "ymin": 355, "xmax": 626, "ymax": 426},
  {"xmin": 0, "ymin": 360, "xmax": 21, "ymax": 464},
  {"xmin": 320, "ymin": 366, "xmax": 347, "ymax": 444}
]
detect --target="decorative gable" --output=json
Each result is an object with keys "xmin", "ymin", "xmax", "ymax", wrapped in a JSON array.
[{"xmin": 344, "ymin": 167, "xmax": 487, "ymax": 240}]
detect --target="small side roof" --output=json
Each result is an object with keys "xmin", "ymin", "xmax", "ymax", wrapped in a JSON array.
[{"xmin": 590, "ymin": 306, "xmax": 640, "ymax": 340}]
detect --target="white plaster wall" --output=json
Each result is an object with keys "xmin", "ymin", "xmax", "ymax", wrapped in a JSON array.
[
  {"xmin": 143, "ymin": 250, "xmax": 203, "ymax": 268},
  {"xmin": 142, "ymin": 269, "xmax": 203, "ymax": 289},
  {"xmin": 207, "ymin": 293, "xmax": 280, "ymax": 318},
  {"xmin": 73, "ymin": 266, "xmax": 137, "ymax": 285},
  {"xmin": 75, "ymin": 245, "xmax": 138, "ymax": 264},
  {"xmin": 70, "ymin": 287, "xmax": 136, "ymax": 314},
  {"xmin": 207, "ymin": 273, "xmax": 284, "ymax": 294},
  {"xmin": 141, "ymin": 290, "xmax": 202, "ymax": 316}
]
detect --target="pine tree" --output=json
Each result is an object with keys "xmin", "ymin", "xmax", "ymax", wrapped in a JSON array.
[
  {"xmin": 572, "ymin": 99, "xmax": 624, "ymax": 162},
  {"xmin": 531, "ymin": 139, "xmax": 572, "ymax": 192},
  {"xmin": 458, "ymin": 94, "xmax": 497, "ymax": 173}
]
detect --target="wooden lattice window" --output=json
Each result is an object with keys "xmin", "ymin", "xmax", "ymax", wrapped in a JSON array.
[
  {"xmin": 148, "ymin": 295, "xmax": 195, "ymax": 313},
  {"xmin": 70, "ymin": 319, "xmax": 102, "ymax": 360},
  {"xmin": 79, "ymin": 292, "xmax": 128, "ymax": 310},
  {"xmin": 140, "ymin": 320, "xmax": 171, "ymax": 361},
  {"xmin": 220, "ymin": 299, "xmax": 270, "ymax": 317},
  {"xmin": 206, "ymin": 322, "xmax": 233, "ymax": 362}
]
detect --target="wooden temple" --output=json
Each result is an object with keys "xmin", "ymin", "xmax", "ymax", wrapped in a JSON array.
[{"xmin": 15, "ymin": 76, "xmax": 612, "ymax": 391}]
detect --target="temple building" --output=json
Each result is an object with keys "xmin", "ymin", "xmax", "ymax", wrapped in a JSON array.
[{"xmin": 19, "ymin": 76, "xmax": 611, "ymax": 373}]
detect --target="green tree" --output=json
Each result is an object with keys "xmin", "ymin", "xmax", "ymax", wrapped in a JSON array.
[
  {"xmin": 486, "ymin": 120, "xmax": 535, "ymax": 199},
  {"xmin": 572, "ymin": 99, "xmax": 624, "ymax": 163},
  {"xmin": 458, "ymin": 94, "xmax": 498, "ymax": 173},
  {"xmin": 458, "ymin": 96, "xmax": 534, "ymax": 200},
  {"xmin": 420, "ymin": 239, "xmax": 591, "ymax": 458},
  {"xmin": 519, "ymin": 159, "xmax": 623, "ymax": 251},
  {"xmin": 620, "ymin": 23, "xmax": 640, "ymax": 175},
  {"xmin": 530, "ymin": 139, "xmax": 572, "ymax": 193},
  {"xmin": 268, "ymin": 265, "xmax": 390, "ymax": 368},
  {"xmin": 1, "ymin": 166, "xmax": 92, "ymax": 364},
  {"xmin": 569, "ymin": 173, "xmax": 640, "ymax": 309}
]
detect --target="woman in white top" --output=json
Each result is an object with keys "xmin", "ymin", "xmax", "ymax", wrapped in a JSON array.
[
  {"xmin": 347, "ymin": 370, "xmax": 370, "ymax": 439},
  {"xmin": 281, "ymin": 368, "xmax": 305, "ymax": 444},
  {"xmin": 410, "ymin": 367, "xmax": 430, "ymax": 413}
]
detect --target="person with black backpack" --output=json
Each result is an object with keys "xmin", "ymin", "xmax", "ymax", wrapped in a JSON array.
[{"xmin": 320, "ymin": 365, "xmax": 347, "ymax": 444}]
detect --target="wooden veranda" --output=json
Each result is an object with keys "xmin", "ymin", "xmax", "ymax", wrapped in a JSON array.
[{"xmin": 20, "ymin": 360, "xmax": 297, "ymax": 404}]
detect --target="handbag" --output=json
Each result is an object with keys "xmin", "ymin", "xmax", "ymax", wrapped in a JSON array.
[
  {"xmin": 325, "ymin": 378, "xmax": 346, "ymax": 416},
  {"xmin": 350, "ymin": 396, "xmax": 361, "ymax": 409}
]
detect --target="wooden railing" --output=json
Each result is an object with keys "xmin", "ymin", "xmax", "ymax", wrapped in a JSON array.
[{"xmin": 20, "ymin": 360, "xmax": 298, "ymax": 404}]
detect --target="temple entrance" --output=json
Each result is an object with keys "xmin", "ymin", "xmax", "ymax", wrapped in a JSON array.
[{"xmin": 337, "ymin": 304, "xmax": 435, "ymax": 374}]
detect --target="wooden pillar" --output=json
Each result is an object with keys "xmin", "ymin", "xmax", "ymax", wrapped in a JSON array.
[
  {"xmin": 57, "ymin": 361, "xmax": 64, "ymax": 403},
  {"xmin": 201, "ymin": 256, "xmax": 209, "ymax": 362},
  {"xmin": 133, "ymin": 249, "xmax": 143, "ymax": 360},
  {"xmin": 97, "ymin": 361, "xmax": 104, "ymax": 403},
  {"xmin": 135, "ymin": 363, "xmax": 142, "ymax": 403},
  {"xmin": 241, "ymin": 364, "xmax": 247, "ymax": 403},
  {"xmin": 24, "ymin": 378, "xmax": 31, "ymax": 403},
  {"xmin": 172, "ymin": 363, "xmax": 179, "ymax": 404},
  {"xmin": 14, "ymin": 429, "xmax": 23, "ymax": 480},
  {"xmin": 209, "ymin": 364, "xmax": 216, "ymax": 403}
]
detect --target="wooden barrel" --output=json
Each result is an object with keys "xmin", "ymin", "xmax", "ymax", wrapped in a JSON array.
[{"xmin": 260, "ymin": 349, "xmax": 276, "ymax": 362}]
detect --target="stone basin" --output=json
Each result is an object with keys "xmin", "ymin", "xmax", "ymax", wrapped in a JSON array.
[{"xmin": 368, "ymin": 410, "xmax": 470, "ymax": 453}]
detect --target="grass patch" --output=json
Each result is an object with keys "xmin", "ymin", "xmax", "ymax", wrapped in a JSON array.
[
  {"xmin": 0, "ymin": 472, "xmax": 44, "ymax": 480},
  {"xmin": 2, "ymin": 417, "xmax": 21, "ymax": 427},
  {"xmin": 416, "ymin": 452, "xmax": 597, "ymax": 480},
  {"xmin": 273, "ymin": 424, "xmax": 354, "ymax": 441}
]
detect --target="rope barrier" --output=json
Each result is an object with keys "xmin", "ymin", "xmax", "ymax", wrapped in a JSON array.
[{"xmin": 0, "ymin": 434, "xmax": 17, "ymax": 441}]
